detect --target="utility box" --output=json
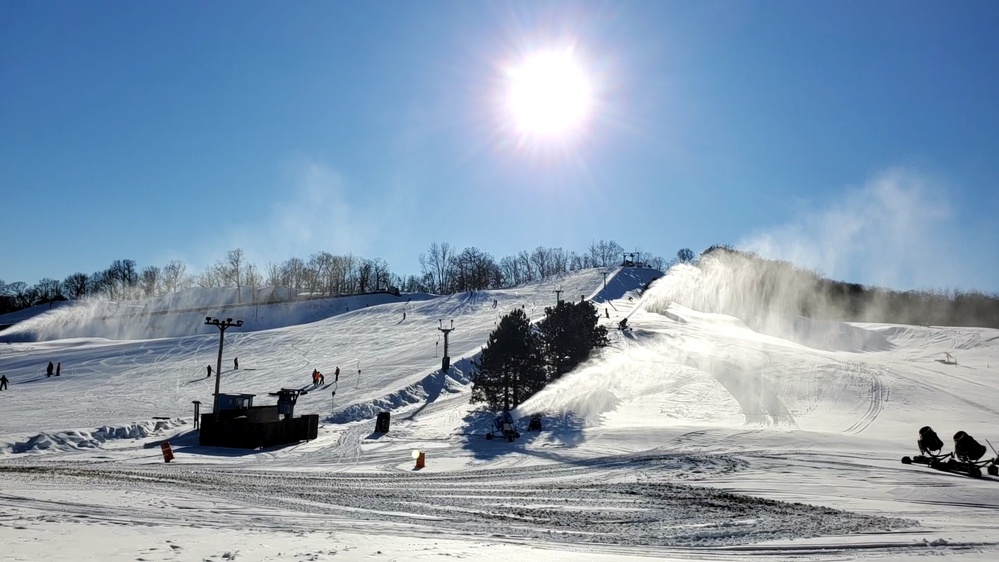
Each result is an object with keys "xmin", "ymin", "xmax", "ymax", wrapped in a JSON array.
[{"xmin": 376, "ymin": 412, "xmax": 391, "ymax": 433}]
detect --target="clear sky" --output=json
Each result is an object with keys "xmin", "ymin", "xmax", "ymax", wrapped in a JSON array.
[{"xmin": 2, "ymin": 0, "xmax": 998, "ymax": 293}]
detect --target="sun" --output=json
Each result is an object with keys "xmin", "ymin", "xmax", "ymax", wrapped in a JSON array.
[{"xmin": 506, "ymin": 49, "xmax": 594, "ymax": 138}]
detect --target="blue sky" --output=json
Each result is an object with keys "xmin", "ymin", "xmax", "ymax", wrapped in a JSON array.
[{"xmin": 2, "ymin": 0, "xmax": 998, "ymax": 292}]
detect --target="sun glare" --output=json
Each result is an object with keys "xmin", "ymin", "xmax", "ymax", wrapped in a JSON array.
[{"xmin": 506, "ymin": 49, "xmax": 594, "ymax": 138}]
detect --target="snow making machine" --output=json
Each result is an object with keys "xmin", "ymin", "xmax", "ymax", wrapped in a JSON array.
[
  {"xmin": 901, "ymin": 426, "xmax": 951, "ymax": 469},
  {"xmin": 901, "ymin": 426, "xmax": 998, "ymax": 478},
  {"xmin": 948, "ymin": 430, "xmax": 999, "ymax": 478},
  {"xmin": 485, "ymin": 411, "xmax": 521, "ymax": 442}
]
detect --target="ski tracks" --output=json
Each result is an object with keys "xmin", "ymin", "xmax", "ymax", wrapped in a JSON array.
[{"xmin": 844, "ymin": 363, "xmax": 889, "ymax": 435}]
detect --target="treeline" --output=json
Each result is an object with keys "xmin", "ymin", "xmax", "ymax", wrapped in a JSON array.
[
  {"xmin": 0, "ymin": 240, "xmax": 668, "ymax": 315},
  {"xmin": 698, "ymin": 246, "xmax": 999, "ymax": 329}
]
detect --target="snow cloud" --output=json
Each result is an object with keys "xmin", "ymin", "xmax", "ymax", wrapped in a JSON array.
[{"xmin": 739, "ymin": 169, "xmax": 962, "ymax": 291}]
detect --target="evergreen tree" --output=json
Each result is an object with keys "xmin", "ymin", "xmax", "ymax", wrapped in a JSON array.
[
  {"xmin": 537, "ymin": 300, "xmax": 609, "ymax": 379},
  {"xmin": 471, "ymin": 308, "xmax": 545, "ymax": 410}
]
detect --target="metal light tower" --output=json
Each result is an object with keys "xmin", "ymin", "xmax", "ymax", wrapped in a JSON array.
[
  {"xmin": 205, "ymin": 316, "xmax": 243, "ymax": 413},
  {"xmin": 553, "ymin": 286, "xmax": 563, "ymax": 304},
  {"xmin": 438, "ymin": 319, "xmax": 455, "ymax": 371}
]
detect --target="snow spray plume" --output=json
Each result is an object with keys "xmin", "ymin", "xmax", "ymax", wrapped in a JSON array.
[
  {"xmin": 643, "ymin": 249, "xmax": 890, "ymax": 352},
  {"xmin": 1, "ymin": 286, "xmax": 294, "ymax": 342}
]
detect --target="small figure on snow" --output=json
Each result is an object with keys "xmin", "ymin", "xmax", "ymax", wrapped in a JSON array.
[
  {"xmin": 56, "ymin": 362, "xmax": 61, "ymax": 376},
  {"xmin": 46, "ymin": 362, "xmax": 54, "ymax": 378},
  {"xmin": 207, "ymin": 364, "xmax": 213, "ymax": 378},
  {"xmin": 402, "ymin": 311, "xmax": 406, "ymax": 321},
  {"xmin": 334, "ymin": 366, "xmax": 340, "ymax": 382},
  {"xmin": 618, "ymin": 318, "xmax": 628, "ymax": 331},
  {"xmin": 319, "ymin": 371, "xmax": 325, "ymax": 385},
  {"xmin": 234, "ymin": 357, "xmax": 238, "ymax": 370},
  {"xmin": 312, "ymin": 369, "xmax": 320, "ymax": 386},
  {"xmin": 0, "ymin": 373, "xmax": 8, "ymax": 390}
]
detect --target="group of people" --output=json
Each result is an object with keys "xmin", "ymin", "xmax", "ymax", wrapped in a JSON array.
[
  {"xmin": 1, "ymin": 360, "xmax": 62, "ymax": 390},
  {"xmin": 311, "ymin": 366, "xmax": 341, "ymax": 386},
  {"xmin": 206, "ymin": 357, "xmax": 239, "ymax": 378}
]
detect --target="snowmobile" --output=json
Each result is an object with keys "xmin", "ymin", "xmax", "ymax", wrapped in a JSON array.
[
  {"xmin": 902, "ymin": 427, "xmax": 999, "ymax": 478},
  {"xmin": 484, "ymin": 411, "xmax": 520, "ymax": 442}
]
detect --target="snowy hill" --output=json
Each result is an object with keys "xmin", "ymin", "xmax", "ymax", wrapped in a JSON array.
[{"xmin": 1, "ymin": 266, "xmax": 998, "ymax": 561}]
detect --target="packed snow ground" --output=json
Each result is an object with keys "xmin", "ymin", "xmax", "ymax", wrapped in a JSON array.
[{"xmin": 1, "ymin": 266, "xmax": 998, "ymax": 561}]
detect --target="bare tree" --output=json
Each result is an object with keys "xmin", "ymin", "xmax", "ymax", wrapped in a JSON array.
[
  {"xmin": 62, "ymin": 273, "xmax": 90, "ymax": 299},
  {"xmin": 356, "ymin": 258, "xmax": 375, "ymax": 293},
  {"xmin": 265, "ymin": 261, "xmax": 283, "ymax": 287},
  {"xmin": 499, "ymin": 255, "xmax": 522, "ymax": 287},
  {"xmin": 530, "ymin": 247, "xmax": 552, "ymax": 278},
  {"xmin": 162, "ymin": 260, "xmax": 187, "ymax": 294},
  {"xmin": 454, "ymin": 247, "xmax": 498, "ymax": 291},
  {"xmin": 420, "ymin": 242, "xmax": 454, "ymax": 294},
  {"xmin": 140, "ymin": 266, "xmax": 160, "ymax": 297},
  {"xmin": 108, "ymin": 259, "xmax": 139, "ymax": 298},
  {"xmin": 6, "ymin": 281, "xmax": 29, "ymax": 308},
  {"xmin": 197, "ymin": 266, "xmax": 224, "ymax": 288},
  {"xmin": 244, "ymin": 263, "xmax": 262, "ymax": 302},
  {"xmin": 588, "ymin": 240, "xmax": 623, "ymax": 267},
  {"xmin": 309, "ymin": 251, "xmax": 336, "ymax": 296},
  {"xmin": 517, "ymin": 250, "xmax": 534, "ymax": 282},
  {"xmin": 284, "ymin": 257, "xmax": 308, "ymax": 291},
  {"xmin": 34, "ymin": 278, "xmax": 63, "ymax": 302},
  {"xmin": 224, "ymin": 249, "xmax": 246, "ymax": 301},
  {"xmin": 372, "ymin": 257, "xmax": 391, "ymax": 291},
  {"xmin": 332, "ymin": 254, "xmax": 357, "ymax": 295}
]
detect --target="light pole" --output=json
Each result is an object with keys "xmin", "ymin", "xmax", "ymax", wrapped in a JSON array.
[
  {"xmin": 205, "ymin": 316, "xmax": 243, "ymax": 413},
  {"xmin": 438, "ymin": 319, "xmax": 455, "ymax": 371}
]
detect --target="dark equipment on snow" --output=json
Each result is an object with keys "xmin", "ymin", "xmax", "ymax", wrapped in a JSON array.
[
  {"xmin": 199, "ymin": 390, "xmax": 318, "ymax": 449},
  {"xmin": 919, "ymin": 425, "xmax": 944, "ymax": 455},
  {"xmin": 902, "ymin": 426, "xmax": 999, "ymax": 478},
  {"xmin": 902, "ymin": 426, "xmax": 952, "ymax": 470},
  {"xmin": 954, "ymin": 430, "xmax": 987, "ymax": 462},
  {"xmin": 485, "ymin": 411, "xmax": 520, "ymax": 442},
  {"xmin": 528, "ymin": 413, "xmax": 543, "ymax": 431},
  {"xmin": 376, "ymin": 412, "xmax": 391, "ymax": 433}
]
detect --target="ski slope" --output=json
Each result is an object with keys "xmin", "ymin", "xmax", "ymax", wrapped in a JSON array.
[{"xmin": 1, "ymin": 266, "xmax": 998, "ymax": 561}]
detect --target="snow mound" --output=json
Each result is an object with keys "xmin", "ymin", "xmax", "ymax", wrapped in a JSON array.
[
  {"xmin": 328, "ymin": 357, "xmax": 474, "ymax": 424},
  {"xmin": 5, "ymin": 419, "xmax": 187, "ymax": 454}
]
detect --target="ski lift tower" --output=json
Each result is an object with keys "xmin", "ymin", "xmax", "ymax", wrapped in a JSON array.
[
  {"xmin": 438, "ymin": 319, "xmax": 455, "ymax": 371},
  {"xmin": 205, "ymin": 316, "xmax": 244, "ymax": 414}
]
